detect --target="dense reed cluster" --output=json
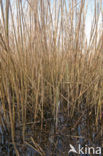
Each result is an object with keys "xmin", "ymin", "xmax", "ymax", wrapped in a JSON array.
[{"xmin": 0, "ymin": 0, "xmax": 103, "ymax": 155}]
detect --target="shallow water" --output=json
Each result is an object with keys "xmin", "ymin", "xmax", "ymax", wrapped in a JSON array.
[{"xmin": 0, "ymin": 101, "xmax": 103, "ymax": 155}]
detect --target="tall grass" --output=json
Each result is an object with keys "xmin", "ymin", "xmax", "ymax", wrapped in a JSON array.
[{"xmin": 0, "ymin": 0, "xmax": 103, "ymax": 155}]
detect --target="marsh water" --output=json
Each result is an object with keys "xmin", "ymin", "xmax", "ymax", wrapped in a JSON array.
[{"xmin": 0, "ymin": 101, "xmax": 103, "ymax": 156}]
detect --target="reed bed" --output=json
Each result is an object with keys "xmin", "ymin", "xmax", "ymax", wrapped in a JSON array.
[{"xmin": 0, "ymin": 0, "xmax": 103, "ymax": 155}]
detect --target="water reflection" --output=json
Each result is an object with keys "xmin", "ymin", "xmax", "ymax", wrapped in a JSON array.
[{"xmin": 0, "ymin": 102, "xmax": 103, "ymax": 155}]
